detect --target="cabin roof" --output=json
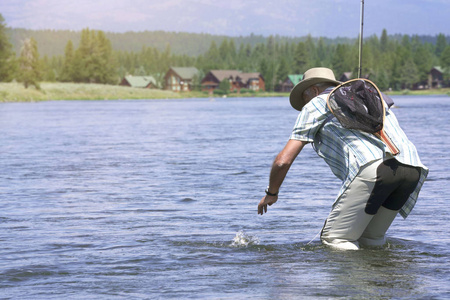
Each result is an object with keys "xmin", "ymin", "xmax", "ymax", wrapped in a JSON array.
[
  {"xmin": 170, "ymin": 67, "xmax": 200, "ymax": 79},
  {"xmin": 123, "ymin": 75, "xmax": 156, "ymax": 88},
  {"xmin": 209, "ymin": 70, "xmax": 242, "ymax": 82},
  {"xmin": 238, "ymin": 72, "xmax": 262, "ymax": 82},
  {"xmin": 431, "ymin": 66, "xmax": 444, "ymax": 73},
  {"xmin": 287, "ymin": 74, "xmax": 303, "ymax": 85}
]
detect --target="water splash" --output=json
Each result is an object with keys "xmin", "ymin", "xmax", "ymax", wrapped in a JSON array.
[{"xmin": 230, "ymin": 230, "xmax": 260, "ymax": 247}]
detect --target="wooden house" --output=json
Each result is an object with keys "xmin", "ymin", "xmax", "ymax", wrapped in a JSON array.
[
  {"xmin": 279, "ymin": 74, "xmax": 303, "ymax": 92},
  {"xmin": 120, "ymin": 75, "xmax": 157, "ymax": 88},
  {"xmin": 428, "ymin": 66, "xmax": 444, "ymax": 88},
  {"xmin": 201, "ymin": 70, "xmax": 265, "ymax": 92},
  {"xmin": 201, "ymin": 70, "xmax": 242, "ymax": 91},
  {"xmin": 236, "ymin": 72, "xmax": 265, "ymax": 91},
  {"xmin": 164, "ymin": 67, "xmax": 200, "ymax": 92}
]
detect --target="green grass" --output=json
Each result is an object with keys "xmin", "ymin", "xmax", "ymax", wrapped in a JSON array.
[
  {"xmin": 0, "ymin": 82, "xmax": 448, "ymax": 102},
  {"xmin": 385, "ymin": 88, "xmax": 450, "ymax": 96},
  {"xmin": 0, "ymin": 82, "xmax": 196, "ymax": 102}
]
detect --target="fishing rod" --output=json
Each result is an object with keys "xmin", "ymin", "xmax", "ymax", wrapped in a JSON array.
[{"xmin": 358, "ymin": 0, "xmax": 364, "ymax": 78}]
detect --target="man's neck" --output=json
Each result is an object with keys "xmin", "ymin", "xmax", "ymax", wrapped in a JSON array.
[{"xmin": 319, "ymin": 86, "xmax": 336, "ymax": 95}]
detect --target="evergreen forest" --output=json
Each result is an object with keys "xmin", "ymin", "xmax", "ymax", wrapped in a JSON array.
[{"xmin": 1, "ymin": 13, "xmax": 450, "ymax": 92}]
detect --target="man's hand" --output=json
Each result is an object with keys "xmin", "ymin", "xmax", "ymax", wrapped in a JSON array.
[
  {"xmin": 258, "ymin": 195, "xmax": 278, "ymax": 215},
  {"xmin": 257, "ymin": 140, "xmax": 305, "ymax": 216}
]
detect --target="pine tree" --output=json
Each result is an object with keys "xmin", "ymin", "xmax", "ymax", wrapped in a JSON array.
[
  {"xmin": 266, "ymin": 35, "xmax": 275, "ymax": 58},
  {"xmin": 399, "ymin": 57, "xmax": 419, "ymax": 89},
  {"xmin": 380, "ymin": 29, "xmax": 388, "ymax": 52},
  {"xmin": 435, "ymin": 33, "xmax": 447, "ymax": 57},
  {"xmin": 390, "ymin": 52, "xmax": 401, "ymax": 90},
  {"xmin": 264, "ymin": 60, "xmax": 276, "ymax": 92},
  {"xmin": 440, "ymin": 46, "xmax": 450, "ymax": 81},
  {"xmin": 160, "ymin": 44, "xmax": 171, "ymax": 74},
  {"xmin": 92, "ymin": 30, "xmax": 116, "ymax": 84},
  {"xmin": 60, "ymin": 40, "xmax": 74, "ymax": 81},
  {"xmin": 350, "ymin": 38, "xmax": 362, "ymax": 76},
  {"xmin": 18, "ymin": 38, "xmax": 42, "ymax": 89},
  {"xmin": 294, "ymin": 42, "xmax": 308, "ymax": 73},
  {"xmin": 414, "ymin": 43, "xmax": 433, "ymax": 82},
  {"xmin": 41, "ymin": 55, "xmax": 56, "ymax": 81},
  {"xmin": 72, "ymin": 28, "xmax": 92, "ymax": 82},
  {"xmin": 204, "ymin": 41, "xmax": 221, "ymax": 70},
  {"xmin": 276, "ymin": 57, "xmax": 289, "ymax": 84},
  {"xmin": 375, "ymin": 68, "xmax": 390, "ymax": 91},
  {"xmin": 228, "ymin": 39, "xmax": 237, "ymax": 59},
  {"xmin": 259, "ymin": 59, "xmax": 268, "ymax": 87},
  {"xmin": 68, "ymin": 28, "xmax": 117, "ymax": 84},
  {"xmin": 401, "ymin": 35, "xmax": 411, "ymax": 51},
  {"xmin": 218, "ymin": 39, "xmax": 229, "ymax": 67},
  {"xmin": 0, "ymin": 14, "xmax": 16, "ymax": 82},
  {"xmin": 304, "ymin": 34, "xmax": 316, "ymax": 69},
  {"xmin": 71, "ymin": 50, "xmax": 85, "ymax": 83},
  {"xmin": 331, "ymin": 44, "xmax": 350, "ymax": 77}
]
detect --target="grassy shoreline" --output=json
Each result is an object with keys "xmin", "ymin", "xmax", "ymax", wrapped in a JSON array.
[{"xmin": 0, "ymin": 82, "xmax": 449, "ymax": 102}]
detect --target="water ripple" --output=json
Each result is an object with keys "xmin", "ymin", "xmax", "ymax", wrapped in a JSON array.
[{"xmin": 0, "ymin": 97, "xmax": 448, "ymax": 299}]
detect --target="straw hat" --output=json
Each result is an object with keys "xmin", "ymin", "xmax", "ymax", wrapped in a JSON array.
[{"xmin": 289, "ymin": 67, "xmax": 340, "ymax": 111}]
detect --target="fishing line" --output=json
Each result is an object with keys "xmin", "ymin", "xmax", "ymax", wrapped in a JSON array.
[{"xmin": 306, "ymin": 230, "xmax": 321, "ymax": 245}]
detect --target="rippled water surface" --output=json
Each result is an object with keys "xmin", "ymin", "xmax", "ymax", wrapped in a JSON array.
[{"xmin": 1, "ymin": 96, "xmax": 449, "ymax": 299}]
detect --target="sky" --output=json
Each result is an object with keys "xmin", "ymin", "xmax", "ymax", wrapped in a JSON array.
[{"xmin": 1, "ymin": 0, "xmax": 449, "ymax": 38}]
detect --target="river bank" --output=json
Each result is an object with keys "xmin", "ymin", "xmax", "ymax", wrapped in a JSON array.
[{"xmin": 0, "ymin": 82, "xmax": 449, "ymax": 102}]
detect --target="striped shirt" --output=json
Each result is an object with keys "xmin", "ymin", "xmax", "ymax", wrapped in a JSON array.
[{"xmin": 289, "ymin": 91, "xmax": 428, "ymax": 218}]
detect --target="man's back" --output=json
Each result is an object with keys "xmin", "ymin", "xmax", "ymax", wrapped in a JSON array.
[{"xmin": 290, "ymin": 91, "xmax": 428, "ymax": 218}]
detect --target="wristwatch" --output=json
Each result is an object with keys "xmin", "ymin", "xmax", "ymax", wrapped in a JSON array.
[{"xmin": 265, "ymin": 187, "xmax": 278, "ymax": 197}]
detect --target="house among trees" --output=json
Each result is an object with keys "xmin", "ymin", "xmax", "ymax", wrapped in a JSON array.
[
  {"xmin": 120, "ymin": 75, "xmax": 157, "ymax": 88},
  {"xmin": 428, "ymin": 66, "xmax": 445, "ymax": 88},
  {"xmin": 279, "ymin": 74, "xmax": 303, "ymax": 92},
  {"xmin": 201, "ymin": 70, "xmax": 265, "ymax": 92},
  {"xmin": 164, "ymin": 67, "xmax": 200, "ymax": 92},
  {"xmin": 237, "ymin": 72, "xmax": 265, "ymax": 91},
  {"xmin": 201, "ymin": 70, "xmax": 241, "ymax": 92}
]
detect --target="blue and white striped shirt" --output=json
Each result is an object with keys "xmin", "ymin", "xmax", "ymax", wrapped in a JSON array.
[{"xmin": 289, "ymin": 91, "xmax": 428, "ymax": 218}]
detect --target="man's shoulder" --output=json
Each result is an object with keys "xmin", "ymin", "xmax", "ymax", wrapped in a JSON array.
[{"xmin": 303, "ymin": 94, "xmax": 328, "ymax": 113}]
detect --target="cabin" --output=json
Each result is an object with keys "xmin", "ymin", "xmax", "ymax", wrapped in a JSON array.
[
  {"xmin": 164, "ymin": 67, "xmax": 200, "ymax": 92},
  {"xmin": 120, "ymin": 75, "xmax": 157, "ymax": 88},
  {"xmin": 201, "ymin": 70, "xmax": 242, "ymax": 91},
  {"xmin": 236, "ymin": 72, "xmax": 265, "ymax": 91},
  {"xmin": 201, "ymin": 70, "xmax": 265, "ymax": 92},
  {"xmin": 279, "ymin": 74, "xmax": 303, "ymax": 92},
  {"xmin": 428, "ymin": 66, "xmax": 445, "ymax": 88}
]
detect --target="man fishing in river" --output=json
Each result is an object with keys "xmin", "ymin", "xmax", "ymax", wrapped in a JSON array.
[{"xmin": 257, "ymin": 67, "xmax": 428, "ymax": 250}]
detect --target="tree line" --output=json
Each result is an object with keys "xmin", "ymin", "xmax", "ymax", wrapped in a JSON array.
[
  {"xmin": 6, "ymin": 27, "xmax": 364, "ymax": 58},
  {"xmin": 1, "ymin": 14, "xmax": 450, "ymax": 91}
]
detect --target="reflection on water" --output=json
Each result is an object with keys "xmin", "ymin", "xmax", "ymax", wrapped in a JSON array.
[{"xmin": 0, "ymin": 96, "xmax": 449, "ymax": 299}]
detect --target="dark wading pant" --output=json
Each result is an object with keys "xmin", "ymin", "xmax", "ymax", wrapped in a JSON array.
[{"xmin": 321, "ymin": 157, "xmax": 421, "ymax": 250}]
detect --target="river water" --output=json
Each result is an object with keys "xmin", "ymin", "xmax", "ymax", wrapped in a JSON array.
[{"xmin": 0, "ymin": 95, "xmax": 449, "ymax": 299}]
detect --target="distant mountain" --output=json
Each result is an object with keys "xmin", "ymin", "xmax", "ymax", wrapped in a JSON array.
[{"xmin": 6, "ymin": 28, "xmax": 448, "ymax": 58}]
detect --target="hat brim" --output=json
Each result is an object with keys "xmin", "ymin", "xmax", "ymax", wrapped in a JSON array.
[{"xmin": 289, "ymin": 78, "xmax": 341, "ymax": 111}]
